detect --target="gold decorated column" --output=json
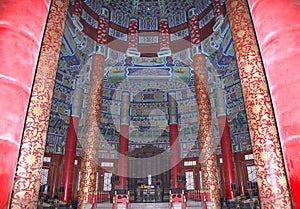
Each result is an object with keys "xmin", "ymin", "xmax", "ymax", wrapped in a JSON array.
[
  {"xmin": 10, "ymin": 0, "xmax": 69, "ymax": 208},
  {"xmin": 225, "ymin": 0, "xmax": 292, "ymax": 208},
  {"xmin": 77, "ymin": 6, "xmax": 109, "ymax": 209},
  {"xmin": 188, "ymin": 7, "xmax": 220, "ymax": 209},
  {"xmin": 193, "ymin": 54, "xmax": 220, "ymax": 209},
  {"xmin": 77, "ymin": 53, "xmax": 105, "ymax": 208}
]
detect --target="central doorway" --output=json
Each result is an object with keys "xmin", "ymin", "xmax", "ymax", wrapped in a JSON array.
[{"xmin": 127, "ymin": 144, "xmax": 171, "ymax": 202}]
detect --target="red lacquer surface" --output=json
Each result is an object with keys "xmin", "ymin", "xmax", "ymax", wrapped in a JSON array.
[
  {"xmin": 226, "ymin": 0, "xmax": 292, "ymax": 207},
  {"xmin": 61, "ymin": 116, "xmax": 80, "ymax": 203},
  {"xmin": 119, "ymin": 124, "xmax": 129, "ymax": 189},
  {"xmin": 169, "ymin": 124, "xmax": 180, "ymax": 188},
  {"xmin": 248, "ymin": 0, "xmax": 300, "ymax": 207},
  {"xmin": 10, "ymin": 0, "xmax": 70, "ymax": 208},
  {"xmin": 0, "ymin": 1, "xmax": 50, "ymax": 208},
  {"xmin": 218, "ymin": 116, "xmax": 235, "ymax": 199}
]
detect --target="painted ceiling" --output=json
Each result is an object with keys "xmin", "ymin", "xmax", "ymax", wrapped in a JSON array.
[
  {"xmin": 92, "ymin": 0, "xmax": 195, "ymax": 19},
  {"xmin": 46, "ymin": 0, "xmax": 251, "ymax": 159}
]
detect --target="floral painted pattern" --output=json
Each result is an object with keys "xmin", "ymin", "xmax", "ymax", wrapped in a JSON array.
[
  {"xmin": 159, "ymin": 19, "xmax": 170, "ymax": 49},
  {"xmin": 77, "ymin": 54, "xmax": 105, "ymax": 208},
  {"xmin": 225, "ymin": 0, "xmax": 292, "ymax": 208},
  {"xmin": 10, "ymin": 0, "xmax": 70, "ymax": 208},
  {"xmin": 128, "ymin": 19, "xmax": 138, "ymax": 49},
  {"xmin": 193, "ymin": 54, "xmax": 220, "ymax": 209}
]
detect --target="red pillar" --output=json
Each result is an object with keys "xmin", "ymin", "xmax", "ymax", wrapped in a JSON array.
[
  {"xmin": 128, "ymin": 18, "xmax": 138, "ymax": 49},
  {"xmin": 61, "ymin": 87, "xmax": 83, "ymax": 202},
  {"xmin": 0, "ymin": 1, "xmax": 51, "ymax": 208},
  {"xmin": 118, "ymin": 92, "xmax": 130, "ymax": 189},
  {"xmin": 218, "ymin": 116, "xmax": 235, "ymax": 199},
  {"xmin": 216, "ymin": 88, "xmax": 235, "ymax": 199},
  {"xmin": 10, "ymin": 0, "xmax": 69, "ymax": 208},
  {"xmin": 226, "ymin": 0, "xmax": 292, "ymax": 207},
  {"xmin": 247, "ymin": 1, "xmax": 300, "ymax": 207},
  {"xmin": 169, "ymin": 124, "xmax": 180, "ymax": 188},
  {"xmin": 126, "ymin": 18, "xmax": 140, "ymax": 57},
  {"xmin": 212, "ymin": 0, "xmax": 222, "ymax": 17},
  {"xmin": 73, "ymin": 0, "xmax": 83, "ymax": 16},
  {"xmin": 78, "ymin": 54, "xmax": 105, "ymax": 208},
  {"xmin": 61, "ymin": 116, "xmax": 79, "ymax": 202},
  {"xmin": 159, "ymin": 19, "xmax": 170, "ymax": 49},
  {"xmin": 235, "ymin": 152, "xmax": 245, "ymax": 195},
  {"xmin": 193, "ymin": 54, "xmax": 220, "ymax": 209},
  {"xmin": 168, "ymin": 92, "xmax": 180, "ymax": 189},
  {"xmin": 78, "ymin": 7, "xmax": 109, "ymax": 208},
  {"xmin": 188, "ymin": 7, "xmax": 220, "ymax": 208},
  {"xmin": 119, "ymin": 125, "xmax": 129, "ymax": 189},
  {"xmin": 158, "ymin": 19, "xmax": 171, "ymax": 57},
  {"xmin": 193, "ymin": 166, "xmax": 200, "ymax": 190}
]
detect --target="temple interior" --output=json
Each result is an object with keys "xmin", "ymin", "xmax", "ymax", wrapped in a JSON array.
[
  {"xmin": 38, "ymin": 0, "xmax": 260, "ymax": 208},
  {"xmin": 1, "ymin": 0, "xmax": 300, "ymax": 209}
]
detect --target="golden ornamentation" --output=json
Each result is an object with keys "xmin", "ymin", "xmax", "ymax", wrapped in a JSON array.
[
  {"xmin": 10, "ymin": 0, "xmax": 70, "ymax": 208},
  {"xmin": 77, "ymin": 54, "xmax": 105, "ymax": 208},
  {"xmin": 193, "ymin": 54, "xmax": 220, "ymax": 209},
  {"xmin": 226, "ymin": 0, "xmax": 292, "ymax": 208}
]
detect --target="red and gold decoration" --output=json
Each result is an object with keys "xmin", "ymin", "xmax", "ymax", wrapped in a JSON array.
[
  {"xmin": 159, "ymin": 19, "xmax": 170, "ymax": 49},
  {"xmin": 189, "ymin": 7, "xmax": 220, "ymax": 208},
  {"xmin": 128, "ymin": 18, "xmax": 139, "ymax": 50},
  {"xmin": 188, "ymin": 14, "xmax": 201, "ymax": 45},
  {"xmin": 97, "ymin": 15, "xmax": 108, "ymax": 45},
  {"xmin": 127, "ymin": 18, "xmax": 140, "ymax": 57},
  {"xmin": 73, "ymin": 0, "xmax": 83, "ymax": 16},
  {"xmin": 10, "ymin": 0, "xmax": 69, "ymax": 208},
  {"xmin": 0, "ymin": 0, "xmax": 51, "ymax": 208},
  {"xmin": 212, "ymin": 0, "xmax": 222, "ymax": 17},
  {"xmin": 226, "ymin": 0, "xmax": 292, "ymax": 208},
  {"xmin": 193, "ymin": 54, "xmax": 220, "ymax": 209},
  {"xmin": 78, "ymin": 8, "xmax": 108, "ymax": 208},
  {"xmin": 78, "ymin": 54, "xmax": 105, "ymax": 208}
]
